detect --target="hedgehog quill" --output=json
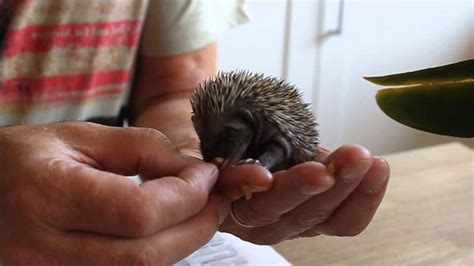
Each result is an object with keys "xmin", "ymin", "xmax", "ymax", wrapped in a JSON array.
[{"xmin": 191, "ymin": 71, "xmax": 319, "ymax": 174}]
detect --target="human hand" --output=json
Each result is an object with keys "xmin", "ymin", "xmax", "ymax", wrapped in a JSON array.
[
  {"xmin": 218, "ymin": 145, "xmax": 390, "ymax": 244},
  {"xmin": 0, "ymin": 122, "xmax": 229, "ymax": 265}
]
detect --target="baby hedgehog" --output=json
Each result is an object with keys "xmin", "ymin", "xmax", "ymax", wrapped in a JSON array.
[{"xmin": 191, "ymin": 71, "xmax": 318, "ymax": 172}]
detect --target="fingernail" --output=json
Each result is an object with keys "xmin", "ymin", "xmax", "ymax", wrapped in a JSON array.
[
  {"xmin": 339, "ymin": 159, "xmax": 372, "ymax": 182},
  {"xmin": 211, "ymin": 165, "xmax": 219, "ymax": 177},
  {"xmin": 366, "ymin": 176, "xmax": 388, "ymax": 193},
  {"xmin": 300, "ymin": 184, "xmax": 331, "ymax": 195},
  {"xmin": 364, "ymin": 156, "xmax": 389, "ymax": 193},
  {"xmin": 250, "ymin": 184, "xmax": 269, "ymax": 193}
]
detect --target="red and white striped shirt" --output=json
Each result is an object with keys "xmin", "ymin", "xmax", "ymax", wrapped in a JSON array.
[{"xmin": 0, "ymin": 0, "xmax": 247, "ymax": 126}]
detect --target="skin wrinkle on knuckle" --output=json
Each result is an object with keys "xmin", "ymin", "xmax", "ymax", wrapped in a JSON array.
[
  {"xmin": 118, "ymin": 246, "xmax": 158, "ymax": 266},
  {"xmin": 131, "ymin": 127, "xmax": 172, "ymax": 146},
  {"xmin": 294, "ymin": 208, "xmax": 332, "ymax": 228},
  {"xmin": 249, "ymin": 221, "xmax": 302, "ymax": 245},
  {"xmin": 46, "ymin": 158, "xmax": 72, "ymax": 178},
  {"xmin": 298, "ymin": 228, "xmax": 321, "ymax": 238},
  {"xmin": 58, "ymin": 122, "xmax": 98, "ymax": 141},
  {"xmin": 236, "ymin": 201, "xmax": 279, "ymax": 226},
  {"xmin": 316, "ymin": 219, "xmax": 365, "ymax": 237}
]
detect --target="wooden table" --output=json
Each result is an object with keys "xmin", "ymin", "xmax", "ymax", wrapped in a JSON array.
[{"xmin": 274, "ymin": 142, "xmax": 473, "ymax": 265}]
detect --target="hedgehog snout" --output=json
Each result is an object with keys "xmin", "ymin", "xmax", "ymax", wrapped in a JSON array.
[{"xmin": 200, "ymin": 139, "xmax": 236, "ymax": 162}]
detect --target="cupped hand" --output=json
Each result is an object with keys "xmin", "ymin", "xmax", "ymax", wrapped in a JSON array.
[
  {"xmin": 217, "ymin": 145, "xmax": 390, "ymax": 245},
  {"xmin": 0, "ymin": 122, "xmax": 229, "ymax": 265}
]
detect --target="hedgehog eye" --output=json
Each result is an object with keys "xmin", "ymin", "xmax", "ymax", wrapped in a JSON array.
[{"xmin": 223, "ymin": 127, "xmax": 239, "ymax": 139}]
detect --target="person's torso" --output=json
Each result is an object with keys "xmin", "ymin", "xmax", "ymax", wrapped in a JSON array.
[{"xmin": 0, "ymin": 0, "xmax": 148, "ymax": 126}]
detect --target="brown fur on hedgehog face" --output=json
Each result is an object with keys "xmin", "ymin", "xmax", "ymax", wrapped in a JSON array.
[{"xmin": 192, "ymin": 109, "xmax": 254, "ymax": 166}]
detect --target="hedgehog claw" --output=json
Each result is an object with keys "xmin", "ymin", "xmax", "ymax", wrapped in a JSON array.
[{"xmin": 237, "ymin": 158, "xmax": 263, "ymax": 166}]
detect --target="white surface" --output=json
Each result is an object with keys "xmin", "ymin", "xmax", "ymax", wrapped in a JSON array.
[
  {"xmin": 126, "ymin": 176, "xmax": 291, "ymax": 265},
  {"xmin": 177, "ymin": 232, "xmax": 291, "ymax": 265}
]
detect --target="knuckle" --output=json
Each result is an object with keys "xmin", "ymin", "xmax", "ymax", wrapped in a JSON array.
[
  {"xmin": 298, "ymin": 228, "xmax": 321, "ymax": 238},
  {"xmin": 237, "ymin": 203, "xmax": 279, "ymax": 226},
  {"xmin": 132, "ymin": 127, "xmax": 170, "ymax": 143},
  {"xmin": 120, "ymin": 249, "xmax": 155, "ymax": 266},
  {"xmin": 128, "ymin": 127, "xmax": 177, "ymax": 153},
  {"xmin": 46, "ymin": 158, "xmax": 69, "ymax": 176},
  {"xmin": 61, "ymin": 121, "xmax": 99, "ymax": 132},
  {"xmin": 294, "ymin": 209, "xmax": 332, "ymax": 228}
]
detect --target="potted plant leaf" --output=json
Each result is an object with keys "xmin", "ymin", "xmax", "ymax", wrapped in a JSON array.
[{"xmin": 365, "ymin": 59, "xmax": 474, "ymax": 138}]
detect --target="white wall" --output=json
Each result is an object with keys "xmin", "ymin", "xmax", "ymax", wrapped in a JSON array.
[
  {"xmin": 316, "ymin": 0, "xmax": 474, "ymax": 154},
  {"xmin": 218, "ymin": 0, "xmax": 287, "ymax": 78},
  {"xmin": 219, "ymin": 0, "xmax": 473, "ymax": 155}
]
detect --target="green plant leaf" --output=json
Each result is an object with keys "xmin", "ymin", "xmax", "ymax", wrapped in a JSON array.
[
  {"xmin": 365, "ymin": 59, "xmax": 474, "ymax": 86},
  {"xmin": 376, "ymin": 81, "xmax": 474, "ymax": 137}
]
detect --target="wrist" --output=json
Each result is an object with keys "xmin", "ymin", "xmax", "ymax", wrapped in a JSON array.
[{"xmin": 131, "ymin": 96, "xmax": 201, "ymax": 152}]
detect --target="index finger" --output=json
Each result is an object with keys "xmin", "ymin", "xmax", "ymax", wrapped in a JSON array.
[
  {"xmin": 216, "ymin": 164, "xmax": 273, "ymax": 200},
  {"xmin": 57, "ymin": 122, "xmax": 188, "ymax": 178},
  {"xmin": 42, "ymin": 157, "xmax": 219, "ymax": 238}
]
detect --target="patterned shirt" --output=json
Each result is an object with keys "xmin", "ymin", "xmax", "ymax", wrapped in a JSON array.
[{"xmin": 0, "ymin": 0, "xmax": 248, "ymax": 126}]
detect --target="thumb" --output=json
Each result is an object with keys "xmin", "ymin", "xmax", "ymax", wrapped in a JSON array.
[{"xmin": 56, "ymin": 122, "xmax": 197, "ymax": 178}]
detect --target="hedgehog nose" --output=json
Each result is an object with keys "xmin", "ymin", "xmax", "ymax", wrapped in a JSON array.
[{"xmin": 201, "ymin": 146, "xmax": 218, "ymax": 162}]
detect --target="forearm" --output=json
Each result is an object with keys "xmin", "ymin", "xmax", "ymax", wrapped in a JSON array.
[
  {"xmin": 133, "ymin": 95, "xmax": 200, "ymax": 152},
  {"xmin": 129, "ymin": 43, "xmax": 217, "ymax": 152}
]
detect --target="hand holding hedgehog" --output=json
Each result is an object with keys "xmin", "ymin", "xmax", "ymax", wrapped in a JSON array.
[
  {"xmin": 191, "ymin": 71, "xmax": 319, "ymax": 172},
  {"xmin": 190, "ymin": 71, "xmax": 390, "ymax": 242}
]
